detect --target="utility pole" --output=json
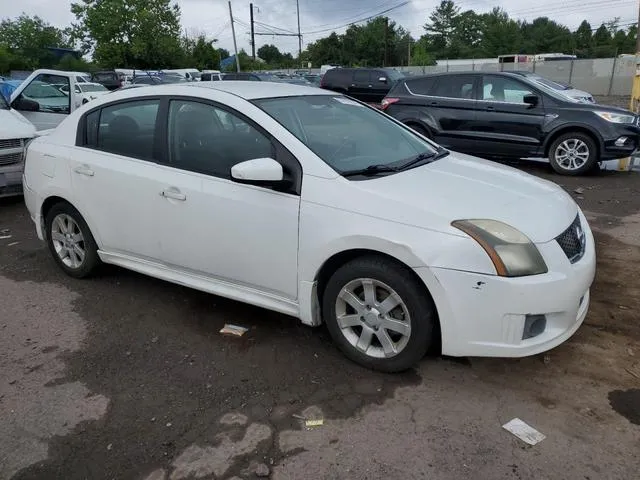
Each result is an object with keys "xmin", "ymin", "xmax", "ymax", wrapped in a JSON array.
[
  {"xmin": 250, "ymin": 3, "xmax": 256, "ymax": 60},
  {"xmin": 636, "ymin": 0, "xmax": 640, "ymax": 54},
  {"xmin": 228, "ymin": 1, "xmax": 240, "ymax": 72},
  {"xmin": 383, "ymin": 17, "xmax": 388, "ymax": 67},
  {"xmin": 296, "ymin": 0, "xmax": 302, "ymax": 65},
  {"xmin": 408, "ymin": 41, "xmax": 411, "ymax": 67}
]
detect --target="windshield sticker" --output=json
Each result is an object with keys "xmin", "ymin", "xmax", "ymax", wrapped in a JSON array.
[{"xmin": 333, "ymin": 97, "xmax": 364, "ymax": 107}]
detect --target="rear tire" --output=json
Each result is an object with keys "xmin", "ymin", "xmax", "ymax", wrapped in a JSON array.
[
  {"xmin": 322, "ymin": 256, "xmax": 436, "ymax": 372},
  {"xmin": 548, "ymin": 132, "xmax": 598, "ymax": 175},
  {"xmin": 45, "ymin": 202, "xmax": 100, "ymax": 278}
]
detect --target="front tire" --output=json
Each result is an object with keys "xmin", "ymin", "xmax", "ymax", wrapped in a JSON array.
[
  {"xmin": 45, "ymin": 202, "xmax": 100, "ymax": 278},
  {"xmin": 548, "ymin": 132, "xmax": 598, "ymax": 175},
  {"xmin": 322, "ymin": 256, "xmax": 436, "ymax": 372}
]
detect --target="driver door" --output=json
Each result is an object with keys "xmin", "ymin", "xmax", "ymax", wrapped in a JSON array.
[
  {"xmin": 11, "ymin": 73, "xmax": 75, "ymax": 130},
  {"xmin": 154, "ymin": 98, "xmax": 301, "ymax": 299}
]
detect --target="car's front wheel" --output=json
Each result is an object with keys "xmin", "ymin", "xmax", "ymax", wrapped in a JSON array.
[
  {"xmin": 548, "ymin": 132, "xmax": 598, "ymax": 175},
  {"xmin": 45, "ymin": 202, "xmax": 100, "ymax": 278},
  {"xmin": 322, "ymin": 256, "xmax": 436, "ymax": 372}
]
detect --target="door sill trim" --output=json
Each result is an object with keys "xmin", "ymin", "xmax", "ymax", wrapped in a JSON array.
[{"xmin": 98, "ymin": 250, "xmax": 300, "ymax": 318}]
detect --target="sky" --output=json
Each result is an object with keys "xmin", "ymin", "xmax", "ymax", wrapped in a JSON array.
[{"xmin": 2, "ymin": 0, "xmax": 638, "ymax": 56}]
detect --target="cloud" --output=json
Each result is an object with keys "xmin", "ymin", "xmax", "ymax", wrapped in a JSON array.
[{"xmin": 2, "ymin": 0, "xmax": 636, "ymax": 58}]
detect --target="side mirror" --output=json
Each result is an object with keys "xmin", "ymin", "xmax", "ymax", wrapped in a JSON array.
[
  {"xmin": 231, "ymin": 158, "xmax": 284, "ymax": 185},
  {"xmin": 378, "ymin": 77, "xmax": 388, "ymax": 83},
  {"xmin": 12, "ymin": 96, "xmax": 40, "ymax": 112},
  {"xmin": 523, "ymin": 94, "xmax": 539, "ymax": 107}
]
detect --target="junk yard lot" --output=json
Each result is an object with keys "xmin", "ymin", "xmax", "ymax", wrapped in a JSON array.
[{"xmin": 1, "ymin": 163, "xmax": 639, "ymax": 480}]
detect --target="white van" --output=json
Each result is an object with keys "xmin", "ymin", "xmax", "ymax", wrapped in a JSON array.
[
  {"xmin": 163, "ymin": 68, "xmax": 201, "ymax": 81},
  {"xmin": 0, "ymin": 93, "xmax": 36, "ymax": 197}
]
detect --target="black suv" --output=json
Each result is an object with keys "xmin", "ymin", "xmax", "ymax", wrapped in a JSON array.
[
  {"xmin": 382, "ymin": 72, "xmax": 639, "ymax": 175},
  {"xmin": 320, "ymin": 68, "xmax": 404, "ymax": 103}
]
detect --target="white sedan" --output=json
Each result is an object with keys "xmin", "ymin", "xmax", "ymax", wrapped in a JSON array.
[
  {"xmin": 22, "ymin": 82, "xmax": 596, "ymax": 372},
  {"xmin": 60, "ymin": 82, "xmax": 109, "ymax": 104}
]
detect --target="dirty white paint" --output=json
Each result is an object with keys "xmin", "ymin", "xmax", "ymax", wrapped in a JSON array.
[{"xmin": 0, "ymin": 277, "xmax": 110, "ymax": 478}]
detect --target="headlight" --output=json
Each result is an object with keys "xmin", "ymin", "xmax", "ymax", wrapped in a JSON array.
[
  {"xmin": 594, "ymin": 111, "xmax": 636, "ymax": 124},
  {"xmin": 452, "ymin": 219, "xmax": 548, "ymax": 277}
]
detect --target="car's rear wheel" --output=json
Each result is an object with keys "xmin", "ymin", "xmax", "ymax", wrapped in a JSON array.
[
  {"xmin": 322, "ymin": 256, "xmax": 436, "ymax": 372},
  {"xmin": 45, "ymin": 202, "xmax": 100, "ymax": 278},
  {"xmin": 548, "ymin": 132, "xmax": 598, "ymax": 175}
]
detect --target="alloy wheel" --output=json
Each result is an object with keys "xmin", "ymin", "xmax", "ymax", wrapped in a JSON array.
[
  {"xmin": 334, "ymin": 278, "xmax": 411, "ymax": 359},
  {"xmin": 50, "ymin": 213, "xmax": 86, "ymax": 269},
  {"xmin": 555, "ymin": 139, "xmax": 590, "ymax": 171}
]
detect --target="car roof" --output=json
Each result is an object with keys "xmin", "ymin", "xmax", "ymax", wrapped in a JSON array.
[
  {"xmin": 400, "ymin": 71, "xmax": 531, "ymax": 82},
  {"xmin": 184, "ymin": 81, "xmax": 328, "ymax": 99}
]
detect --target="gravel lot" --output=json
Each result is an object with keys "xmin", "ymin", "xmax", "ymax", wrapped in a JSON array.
[{"xmin": 1, "ymin": 161, "xmax": 639, "ymax": 480}]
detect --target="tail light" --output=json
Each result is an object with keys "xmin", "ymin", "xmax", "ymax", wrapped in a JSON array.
[
  {"xmin": 319, "ymin": 76, "xmax": 326, "ymax": 88},
  {"xmin": 381, "ymin": 97, "xmax": 399, "ymax": 111}
]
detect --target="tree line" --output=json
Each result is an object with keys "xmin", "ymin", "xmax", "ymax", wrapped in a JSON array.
[{"xmin": 0, "ymin": 0, "xmax": 637, "ymax": 74}]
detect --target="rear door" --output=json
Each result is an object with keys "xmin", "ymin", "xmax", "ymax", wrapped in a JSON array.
[
  {"xmin": 370, "ymin": 70, "xmax": 391, "ymax": 103},
  {"xmin": 419, "ymin": 74, "xmax": 479, "ymax": 151},
  {"xmin": 473, "ymin": 75, "xmax": 546, "ymax": 158}
]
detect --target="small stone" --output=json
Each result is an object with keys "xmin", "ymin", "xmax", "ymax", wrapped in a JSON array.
[
  {"xmin": 107, "ymin": 443, "xmax": 113, "ymax": 450},
  {"xmin": 619, "ymin": 305, "xmax": 629, "ymax": 310},
  {"xmin": 151, "ymin": 336, "xmax": 159, "ymax": 343},
  {"xmin": 8, "ymin": 380, "xmax": 16, "ymax": 385},
  {"xmin": 543, "ymin": 354, "xmax": 551, "ymax": 365},
  {"xmin": 255, "ymin": 463, "xmax": 270, "ymax": 477},
  {"xmin": 574, "ymin": 187, "xmax": 584, "ymax": 194},
  {"xmin": 166, "ymin": 422, "xmax": 172, "ymax": 427},
  {"xmin": 628, "ymin": 348, "xmax": 635, "ymax": 356},
  {"xmin": 151, "ymin": 417, "xmax": 156, "ymax": 422},
  {"xmin": 125, "ymin": 351, "xmax": 131, "ymax": 356},
  {"xmin": 577, "ymin": 196, "xmax": 584, "ymax": 200}
]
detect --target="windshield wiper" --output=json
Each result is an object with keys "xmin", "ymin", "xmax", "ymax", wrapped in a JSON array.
[
  {"xmin": 341, "ymin": 164, "xmax": 399, "ymax": 178},
  {"xmin": 396, "ymin": 148, "xmax": 450, "ymax": 171}
]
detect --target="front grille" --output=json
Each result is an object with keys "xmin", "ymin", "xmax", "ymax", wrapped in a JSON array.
[
  {"xmin": 0, "ymin": 152, "xmax": 22, "ymax": 165},
  {"xmin": 556, "ymin": 215, "xmax": 586, "ymax": 263},
  {"xmin": 0, "ymin": 138, "xmax": 22, "ymax": 149}
]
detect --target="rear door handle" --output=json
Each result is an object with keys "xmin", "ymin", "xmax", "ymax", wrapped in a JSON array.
[
  {"xmin": 429, "ymin": 101, "xmax": 438, "ymax": 106},
  {"xmin": 160, "ymin": 189, "xmax": 186, "ymax": 201},
  {"xmin": 73, "ymin": 165, "xmax": 94, "ymax": 177},
  {"xmin": 486, "ymin": 105, "xmax": 495, "ymax": 111}
]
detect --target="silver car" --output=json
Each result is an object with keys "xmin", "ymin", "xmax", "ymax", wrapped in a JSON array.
[{"xmin": 511, "ymin": 72, "xmax": 595, "ymax": 103}]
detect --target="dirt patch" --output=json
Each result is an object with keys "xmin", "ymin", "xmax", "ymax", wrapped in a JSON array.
[{"xmin": 608, "ymin": 389, "xmax": 640, "ymax": 425}]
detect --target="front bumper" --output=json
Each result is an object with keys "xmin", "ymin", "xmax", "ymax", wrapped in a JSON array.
[
  {"xmin": 600, "ymin": 123, "xmax": 640, "ymax": 160},
  {"xmin": 416, "ymin": 212, "xmax": 596, "ymax": 357},
  {"xmin": 0, "ymin": 161, "xmax": 24, "ymax": 198}
]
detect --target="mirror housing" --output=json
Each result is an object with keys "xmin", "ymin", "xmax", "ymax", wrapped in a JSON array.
[
  {"xmin": 12, "ymin": 96, "xmax": 40, "ymax": 112},
  {"xmin": 523, "ymin": 94, "xmax": 539, "ymax": 107},
  {"xmin": 231, "ymin": 158, "xmax": 284, "ymax": 185}
]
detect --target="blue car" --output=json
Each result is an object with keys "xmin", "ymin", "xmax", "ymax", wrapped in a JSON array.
[{"xmin": 0, "ymin": 79, "xmax": 23, "ymax": 102}]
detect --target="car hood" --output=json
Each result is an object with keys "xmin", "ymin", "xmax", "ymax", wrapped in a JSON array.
[
  {"xmin": 0, "ymin": 108, "xmax": 37, "ymax": 139},
  {"xmin": 562, "ymin": 88, "xmax": 593, "ymax": 101},
  {"xmin": 346, "ymin": 153, "xmax": 578, "ymax": 243}
]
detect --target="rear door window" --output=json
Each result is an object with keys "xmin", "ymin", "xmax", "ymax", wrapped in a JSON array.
[
  {"xmin": 432, "ymin": 75, "xmax": 476, "ymax": 99},
  {"xmin": 353, "ymin": 70, "xmax": 370, "ymax": 83},
  {"xmin": 405, "ymin": 77, "xmax": 436, "ymax": 95}
]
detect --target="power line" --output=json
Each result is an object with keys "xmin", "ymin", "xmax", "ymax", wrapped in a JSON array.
[{"xmin": 301, "ymin": 1, "xmax": 411, "ymax": 35}]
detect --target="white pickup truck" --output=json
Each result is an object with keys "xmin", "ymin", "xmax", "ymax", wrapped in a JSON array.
[{"xmin": 1, "ymin": 69, "xmax": 89, "ymax": 196}]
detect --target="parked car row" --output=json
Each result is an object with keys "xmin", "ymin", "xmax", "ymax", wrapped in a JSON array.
[
  {"xmin": 318, "ymin": 67, "xmax": 636, "ymax": 175},
  {"xmin": 20, "ymin": 82, "xmax": 598, "ymax": 372}
]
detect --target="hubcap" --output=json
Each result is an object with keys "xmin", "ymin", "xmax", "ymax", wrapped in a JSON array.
[
  {"xmin": 555, "ymin": 139, "xmax": 590, "ymax": 170},
  {"xmin": 335, "ymin": 278, "xmax": 411, "ymax": 359},
  {"xmin": 51, "ymin": 214, "xmax": 86, "ymax": 269}
]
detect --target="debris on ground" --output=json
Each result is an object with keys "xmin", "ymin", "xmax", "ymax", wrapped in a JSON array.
[
  {"xmin": 107, "ymin": 443, "xmax": 113, "ymax": 451},
  {"xmin": 0, "ymin": 235, "xmax": 11, "ymax": 240},
  {"xmin": 574, "ymin": 187, "xmax": 585, "ymax": 194},
  {"xmin": 7, "ymin": 242, "xmax": 18, "ymax": 246},
  {"xmin": 625, "ymin": 364, "xmax": 640, "ymax": 379},
  {"xmin": 219, "ymin": 324, "xmax": 248, "ymax": 336},
  {"xmin": 305, "ymin": 419, "xmax": 324, "ymax": 427},
  {"xmin": 543, "ymin": 354, "xmax": 551, "ymax": 365},
  {"xmin": 255, "ymin": 463, "xmax": 270, "ymax": 477},
  {"xmin": 502, "ymin": 418, "xmax": 546, "ymax": 445}
]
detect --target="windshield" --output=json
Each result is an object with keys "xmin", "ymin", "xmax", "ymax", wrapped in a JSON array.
[
  {"xmin": 23, "ymin": 81, "xmax": 67, "ymax": 98},
  {"xmin": 518, "ymin": 76, "xmax": 579, "ymax": 103},
  {"xmin": 532, "ymin": 76, "xmax": 568, "ymax": 91},
  {"xmin": 254, "ymin": 95, "xmax": 438, "ymax": 174},
  {"xmin": 82, "ymin": 84, "xmax": 108, "ymax": 92}
]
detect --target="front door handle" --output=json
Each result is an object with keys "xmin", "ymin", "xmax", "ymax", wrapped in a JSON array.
[
  {"xmin": 73, "ymin": 165, "xmax": 94, "ymax": 177},
  {"xmin": 429, "ymin": 101, "xmax": 438, "ymax": 106},
  {"xmin": 160, "ymin": 189, "xmax": 186, "ymax": 201},
  {"xmin": 486, "ymin": 105, "xmax": 495, "ymax": 111}
]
